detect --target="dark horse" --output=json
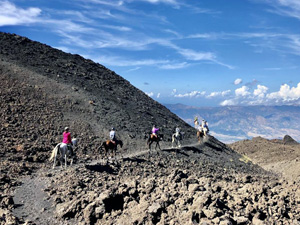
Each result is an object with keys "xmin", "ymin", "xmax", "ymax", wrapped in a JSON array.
[
  {"xmin": 147, "ymin": 134, "xmax": 163, "ymax": 150},
  {"xmin": 197, "ymin": 130, "xmax": 204, "ymax": 143},
  {"xmin": 99, "ymin": 140, "xmax": 123, "ymax": 158}
]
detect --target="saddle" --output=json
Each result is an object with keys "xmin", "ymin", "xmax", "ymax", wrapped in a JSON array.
[
  {"xmin": 106, "ymin": 140, "xmax": 116, "ymax": 145},
  {"xmin": 150, "ymin": 134, "xmax": 157, "ymax": 139}
]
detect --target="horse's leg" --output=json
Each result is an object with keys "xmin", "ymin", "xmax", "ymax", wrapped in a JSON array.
[
  {"xmin": 60, "ymin": 154, "xmax": 63, "ymax": 169},
  {"xmin": 53, "ymin": 148, "xmax": 57, "ymax": 169},
  {"xmin": 172, "ymin": 134, "xmax": 175, "ymax": 148},
  {"xmin": 60, "ymin": 147, "xmax": 65, "ymax": 169},
  {"xmin": 69, "ymin": 149, "xmax": 73, "ymax": 166},
  {"xmin": 105, "ymin": 147, "xmax": 109, "ymax": 164},
  {"xmin": 148, "ymin": 141, "xmax": 152, "ymax": 158},
  {"xmin": 65, "ymin": 154, "xmax": 67, "ymax": 169},
  {"xmin": 200, "ymin": 132, "xmax": 204, "ymax": 143},
  {"xmin": 156, "ymin": 141, "xmax": 161, "ymax": 151}
]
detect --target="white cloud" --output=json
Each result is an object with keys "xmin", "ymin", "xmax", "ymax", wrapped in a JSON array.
[
  {"xmin": 159, "ymin": 62, "xmax": 189, "ymax": 69},
  {"xmin": 174, "ymin": 90, "xmax": 206, "ymax": 98},
  {"xmin": 125, "ymin": 67, "xmax": 141, "ymax": 72},
  {"xmin": 267, "ymin": 0, "xmax": 300, "ymax": 20},
  {"xmin": 139, "ymin": 0, "xmax": 179, "ymax": 5},
  {"xmin": 234, "ymin": 78, "xmax": 243, "ymax": 85},
  {"xmin": 253, "ymin": 85, "xmax": 269, "ymax": 98},
  {"xmin": 177, "ymin": 48, "xmax": 216, "ymax": 61},
  {"xmin": 96, "ymin": 55, "xmax": 170, "ymax": 67},
  {"xmin": 157, "ymin": 93, "xmax": 161, "ymax": 98},
  {"xmin": 171, "ymin": 89, "xmax": 177, "ymax": 95},
  {"xmin": 235, "ymin": 86, "xmax": 251, "ymax": 97},
  {"xmin": 220, "ymin": 99, "xmax": 236, "ymax": 106},
  {"xmin": 146, "ymin": 92, "xmax": 154, "ymax": 97},
  {"xmin": 267, "ymin": 82, "xmax": 300, "ymax": 102},
  {"xmin": 0, "ymin": 1, "xmax": 41, "ymax": 26},
  {"xmin": 101, "ymin": 25, "xmax": 132, "ymax": 31},
  {"xmin": 207, "ymin": 90, "xmax": 231, "ymax": 98},
  {"xmin": 217, "ymin": 83, "xmax": 300, "ymax": 106}
]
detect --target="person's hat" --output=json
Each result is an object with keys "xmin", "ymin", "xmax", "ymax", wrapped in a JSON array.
[
  {"xmin": 111, "ymin": 127, "xmax": 115, "ymax": 130},
  {"xmin": 64, "ymin": 127, "xmax": 69, "ymax": 131}
]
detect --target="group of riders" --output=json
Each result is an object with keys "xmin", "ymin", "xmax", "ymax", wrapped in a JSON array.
[
  {"xmin": 62, "ymin": 116, "xmax": 210, "ymax": 155},
  {"xmin": 194, "ymin": 116, "xmax": 209, "ymax": 136}
]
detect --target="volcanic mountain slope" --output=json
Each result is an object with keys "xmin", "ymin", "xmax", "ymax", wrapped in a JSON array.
[
  {"xmin": 229, "ymin": 135, "xmax": 300, "ymax": 181},
  {"xmin": 0, "ymin": 32, "xmax": 196, "ymax": 153},
  {"xmin": 0, "ymin": 32, "xmax": 300, "ymax": 225},
  {"xmin": 0, "ymin": 31, "xmax": 193, "ymax": 222}
]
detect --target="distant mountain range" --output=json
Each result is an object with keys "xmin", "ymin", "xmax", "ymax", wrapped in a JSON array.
[{"xmin": 164, "ymin": 103, "xmax": 300, "ymax": 143}]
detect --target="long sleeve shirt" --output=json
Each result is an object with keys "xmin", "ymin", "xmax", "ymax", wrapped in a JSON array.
[{"xmin": 62, "ymin": 132, "xmax": 72, "ymax": 144}]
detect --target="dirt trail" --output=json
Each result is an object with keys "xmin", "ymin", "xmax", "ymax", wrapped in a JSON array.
[
  {"xmin": 12, "ymin": 170, "xmax": 59, "ymax": 224},
  {"xmin": 11, "ymin": 147, "xmax": 164, "ymax": 224},
  {"xmin": 11, "ymin": 138, "xmax": 205, "ymax": 224}
]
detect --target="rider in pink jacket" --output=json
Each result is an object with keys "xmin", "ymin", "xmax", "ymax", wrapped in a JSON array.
[
  {"xmin": 62, "ymin": 127, "xmax": 73, "ymax": 155},
  {"xmin": 63, "ymin": 127, "xmax": 72, "ymax": 144}
]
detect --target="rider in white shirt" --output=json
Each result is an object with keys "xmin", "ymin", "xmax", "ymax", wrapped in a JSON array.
[{"xmin": 110, "ymin": 128, "xmax": 116, "ymax": 142}]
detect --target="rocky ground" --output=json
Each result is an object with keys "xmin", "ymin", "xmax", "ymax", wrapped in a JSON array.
[
  {"xmin": 1, "ymin": 32, "xmax": 300, "ymax": 225},
  {"xmin": 229, "ymin": 135, "xmax": 300, "ymax": 182},
  {"xmin": 3, "ymin": 137, "xmax": 300, "ymax": 225}
]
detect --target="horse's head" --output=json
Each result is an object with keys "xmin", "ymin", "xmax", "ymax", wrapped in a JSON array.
[
  {"xmin": 118, "ymin": 140, "xmax": 123, "ymax": 148},
  {"xmin": 158, "ymin": 134, "xmax": 164, "ymax": 140},
  {"xmin": 72, "ymin": 138, "xmax": 78, "ymax": 146}
]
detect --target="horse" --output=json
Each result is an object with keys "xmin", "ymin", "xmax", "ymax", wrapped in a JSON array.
[
  {"xmin": 197, "ymin": 130, "xmax": 204, "ymax": 143},
  {"xmin": 172, "ymin": 132, "xmax": 183, "ymax": 148},
  {"xmin": 49, "ymin": 138, "xmax": 78, "ymax": 169},
  {"xmin": 147, "ymin": 134, "xmax": 163, "ymax": 150},
  {"xmin": 99, "ymin": 139, "xmax": 123, "ymax": 159}
]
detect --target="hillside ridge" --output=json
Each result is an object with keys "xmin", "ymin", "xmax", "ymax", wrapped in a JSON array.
[{"xmin": 0, "ymin": 32, "xmax": 196, "ymax": 153}]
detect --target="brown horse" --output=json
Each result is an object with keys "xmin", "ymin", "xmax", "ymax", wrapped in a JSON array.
[
  {"xmin": 197, "ymin": 130, "xmax": 204, "ymax": 143},
  {"xmin": 99, "ymin": 140, "xmax": 123, "ymax": 158},
  {"xmin": 147, "ymin": 134, "xmax": 163, "ymax": 150}
]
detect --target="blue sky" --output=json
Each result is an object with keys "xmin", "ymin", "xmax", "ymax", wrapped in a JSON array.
[{"xmin": 1, "ymin": 0, "xmax": 300, "ymax": 107}]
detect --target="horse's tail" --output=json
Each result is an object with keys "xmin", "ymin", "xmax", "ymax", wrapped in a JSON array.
[
  {"xmin": 49, "ymin": 144, "xmax": 60, "ymax": 161},
  {"xmin": 98, "ymin": 142, "xmax": 105, "ymax": 151}
]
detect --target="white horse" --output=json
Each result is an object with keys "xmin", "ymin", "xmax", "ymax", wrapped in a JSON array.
[
  {"xmin": 172, "ymin": 132, "xmax": 182, "ymax": 148},
  {"xmin": 49, "ymin": 138, "xmax": 77, "ymax": 169}
]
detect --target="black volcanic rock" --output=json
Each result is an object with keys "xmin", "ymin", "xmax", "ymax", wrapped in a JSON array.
[
  {"xmin": 0, "ymin": 32, "xmax": 195, "ymax": 154},
  {"xmin": 1, "ymin": 32, "xmax": 300, "ymax": 225},
  {"xmin": 283, "ymin": 135, "xmax": 298, "ymax": 145}
]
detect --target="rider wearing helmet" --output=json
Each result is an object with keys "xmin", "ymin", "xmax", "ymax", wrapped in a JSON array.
[
  {"xmin": 62, "ymin": 127, "xmax": 73, "ymax": 155},
  {"xmin": 110, "ymin": 127, "xmax": 116, "ymax": 142},
  {"xmin": 175, "ymin": 125, "xmax": 181, "ymax": 139},
  {"xmin": 202, "ymin": 120, "xmax": 209, "ymax": 136},
  {"xmin": 194, "ymin": 116, "xmax": 199, "ymax": 128},
  {"xmin": 109, "ymin": 127, "xmax": 117, "ymax": 150},
  {"xmin": 175, "ymin": 125, "xmax": 180, "ymax": 134}
]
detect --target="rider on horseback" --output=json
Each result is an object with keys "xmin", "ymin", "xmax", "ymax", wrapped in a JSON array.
[
  {"xmin": 63, "ymin": 127, "xmax": 73, "ymax": 156},
  {"xmin": 194, "ymin": 116, "xmax": 199, "ymax": 128},
  {"xmin": 109, "ymin": 127, "xmax": 117, "ymax": 150},
  {"xmin": 151, "ymin": 125, "xmax": 159, "ymax": 138},
  {"xmin": 201, "ymin": 120, "xmax": 209, "ymax": 136}
]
